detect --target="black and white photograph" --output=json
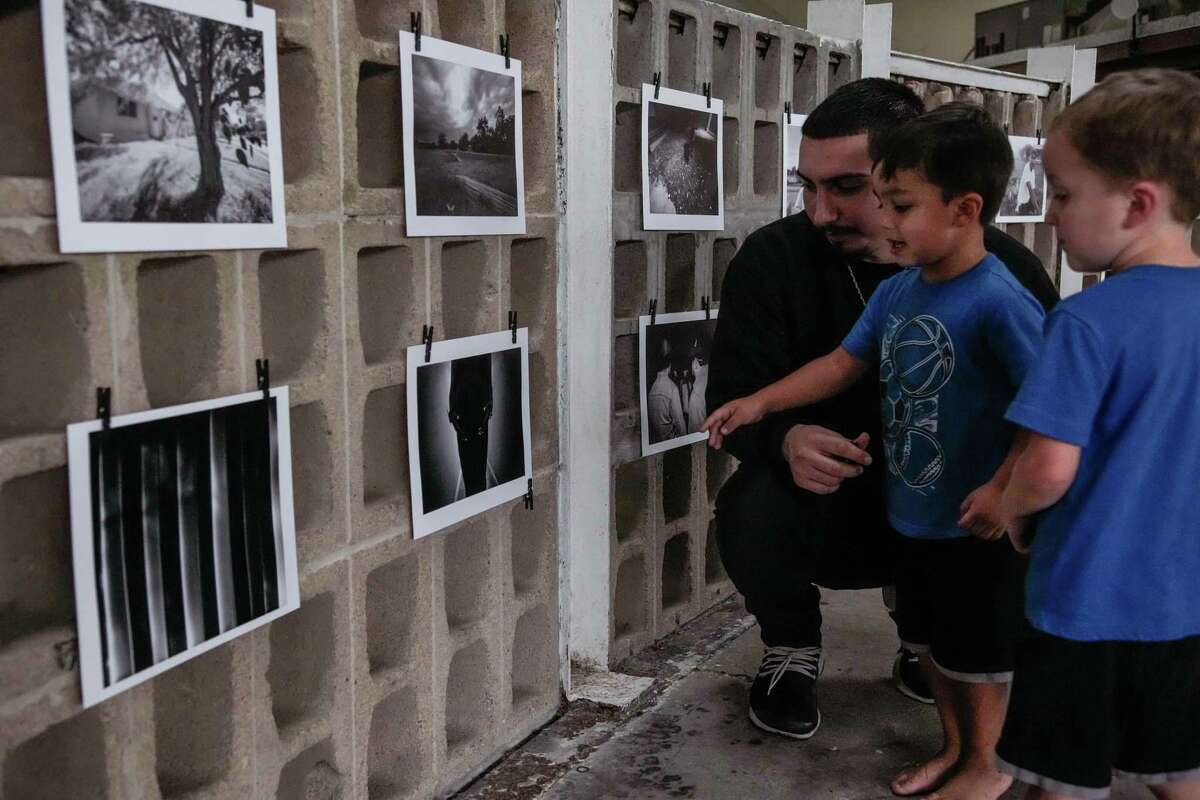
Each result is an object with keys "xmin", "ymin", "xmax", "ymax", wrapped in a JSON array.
[
  {"xmin": 642, "ymin": 84, "xmax": 724, "ymax": 231},
  {"xmin": 640, "ymin": 310, "xmax": 719, "ymax": 456},
  {"xmin": 400, "ymin": 31, "xmax": 526, "ymax": 237},
  {"xmin": 996, "ymin": 135, "xmax": 1047, "ymax": 223},
  {"xmin": 407, "ymin": 329, "xmax": 533, "ymax": 538},
  {"xmin": 41, "ymin": 0, "xmax": 287, "ymax": 252},
  {"xmin": 782, "ymin": 114, "xmax": 808, "ymax": 217},
  {"xmin": 66, "ymin": 388, "xmax": 299, "ymax": 708}
]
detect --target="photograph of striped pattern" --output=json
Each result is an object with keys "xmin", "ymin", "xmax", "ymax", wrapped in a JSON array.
[{"xmin": 68, "ymin": 388, "xmax": 298, "ymax": 707}]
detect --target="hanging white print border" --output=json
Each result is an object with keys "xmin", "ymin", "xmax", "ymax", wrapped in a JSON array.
[
  {"xmin": 639, "ymin": 309, "xmax": 720, "ymax": 457},
  {"xmin": 399, "ymin": 31, "xmax": 526, "ymax": 237},
  {"xmin": 41, "ymin": 0, "xmax": 288, "ymax": 253},
  {"xmin": 642, "ymin": 84, "xmax": 725, "ymax": 231},
  {"xmin": 781, "ymin": 113, "xmax": 808, "ymax": 218},
  {"xmin": 67, "ymin": 388, "xmax": 300, "ymax": 708},
  {"xmin": 407, "ymin": 329, "xmax": 534, "ymax": 538}
]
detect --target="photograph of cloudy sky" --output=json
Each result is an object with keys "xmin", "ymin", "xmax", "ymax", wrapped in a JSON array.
[{"xmin": 411, "ymin": 53, "xmax": 518, "ymax": 217}]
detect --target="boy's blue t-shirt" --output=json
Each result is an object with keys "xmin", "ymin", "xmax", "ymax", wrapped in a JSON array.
[
  {"xmin": 842, "ymin": 253, "xmax": 1044, "ymax": 539},
  {"xmin": 1006, "ymin": 265, "xmax": 1200, "ymax": 642}
]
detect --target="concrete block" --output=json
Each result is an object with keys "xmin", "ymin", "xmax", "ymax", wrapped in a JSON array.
[
  {"xmin": 664, "ymin": 233, "xmax": 696, "ymax": 312},
  {"xmin": 522, "ymin": 91, "xmax": 557, "ymax": 214},
  {"xmin": 666, "ymin": 10, "xmax": 699, "ymax": 93},
  {"xmin": 289, "ymin": 400, "xmax": 338, "ymax": 559},
  {"xmin": 924, "ymin": 82, "xmax": 955, "ymax": 110},
  {"xmin": 528, "ymin": 349, "xmax": 559, "ymax": 469},
  {"xmin": 711, "ymin": 237, "xmax": 736, "ymax": 301},
  {"xmin": 613, "ymin": 101, "xmax": 641, "ymax": 194},
  {"xmin": 354, "ymin": 61, "xmax": 405, "ymax": 193},
  {"xmin": 367, "ymin": 686, "xmax": 426, "ymax": 800},
  {"xmin": 614, "ymin": 459, "xmax": 649, "ymax": 543},
  {"xmin": 508, "ymin": 227, "xmax": 556, "ymax": 354},
  {"xmin": 276, "ymin": 737, "xmax": 345, "ymax": 800},
  {"xmin": 433, "ymin": 0, "xmax": 492, "ymax": 52},
  {"xmin": 0, "ymin": 467, "xmax": 73, "ymax": 649},
  {"xmin": 661, "ymin": 446, "xmax": 693, "ymax": 524},
  {"xmin": 613, "ymin": 552, "xmax": 648, "ymax": 640},
  {"xmin": 358, "ymin": 245, "xmax": 420, "ymax": 367},
  {"xmin": 154, "ymin": 646, "xmax": 239, "ymax": 797},
  {"xmin": 793, "ymin": 42, "xmax": 821, "ymax": 114},
  {"xmin": 0, "ymin": 263, "xmax": 91, "ymax": 438},
  {"xmin": 0, "ymin": 5, "xmax": 52, "ymax": 183},
  {"xmin": 660, "ymin": 530, "xmax": 693, "ymax": 614},
  {"xmin": 723, "ymin": 117, "xmax": 740, "ymax": 195},
  {"xmin": 353, "ymin": 0, "xmax": 413, "ymax": 45},
  {"xmin": 615, "ymin": 0, "xmax": 654, "ymax": 90},
  {"xmin": 509, "ymin": 476, "xmax": 557, "ymax": 599},
  {"xmin": 704, "ymin": 516, "xmax": 726, "ymax": 585},
  {"xmin": 614, "ymin": 240, "xmax": 648, "ymax": 319},
  {"xmin": 3, "ymin": 706, "xmax": 109, "ymax": 800},
  {"xmin": 956, "ymin": 85, "xmax": 985, "ymax": 106},
  {"xmin": 828, "ymin": 47, "xmax": 855, "ymax": 94},
  {"xmin": 443, "ymin": 519, "xmax": 493, "ymax": 632},
  {"xmin": 258, "ymin": 248, "xmax": 331, "ymax": 384},
  {"xmin": 754, "ymin": 33, "xmax": 782, "ymax": 110},
  {"xmin": 439, "ymin": 239, "xmax": 499, "ymax": 340},
  {"xmin": 510, "ymin": 602, "xmax": 558, "ymax": 710},
  {"xmin": 506, "ymin": 0, "xmax": 557, "ymax": 88},
  {"xmin": 705, "ymin": 443, "xmax": 734, "ymax": 504},
  {"xmin": 711, "ymin": 21, "xmax": 741, "ymax": 107},
  {"xmin": 612, "ymin": 333, "xmax": 639, "ymax": 414},
  {"xmin": 567, "ymin": 666, "xmax": 653, "ymax": 708},
  {"xmin": 753, "ymin": 121, "xmax": 780, "ymax": 197},
  {"xmin": 1012, "ymin": 94, "xmax": 1041, "ymax": 135},
  {"xmin": 365, "ymin": 551, "xmax": 419, "ymax": 677},
  {"xmin": 444, "ymin": 639, "xmax": 496, "ymax": 760},
  {"xmin": 268, "ymin": 592, "xmax": 336, "ymax": 736},
  {"xmin": 362, "ymin": 383, "xmax": 408, "ymax": 513}
]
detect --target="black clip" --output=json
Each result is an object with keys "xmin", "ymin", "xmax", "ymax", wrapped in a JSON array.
[
  {"xmin": 523, "ymin": 478, "xmax": 533, "ymax": 509},
  {"xmin": 653, "ymin": 71, "xmax": 661, "ymax": 100},
  {"xmin": 499, "ymin": 34, "xmax": 510, "ymax": 69},
  {"xmin": 701, "ymin": 296, "xmax": 711, "ymax": 319},
  {"xmin": 648, "ymin": 298, "xmax": 657, "ymax": 326},
  {"xmin": 703, "ymin": 81, "xmax": 712, "ymax": 108},
  {"xmin": 1036, "ymin": 127, "xmax": 1042, "ymax": 144},
  {"xmin": 243, "ymin": 0, "xmax": 253, "ymax": 17},
  {"xmin": 411, "ymin": 11, "xmax": 422, "ymax": 51},
  {"xmin": 96, "ymin": 387, "xmax": 112, "ymax": 431},
  {"xmin": 422, "ymin": 324, "xmax": 434, "ymax": 362},
  {"xmin": 508, "ymin": 310, "xmax": 518, "ymax": 343},
  {"xmin": 785, "ymin": 101, "xmax": 792, "ymax": 124},
  {"xmin": 256, "ymin": 358, "xmax": 270, "ymax": 402}
]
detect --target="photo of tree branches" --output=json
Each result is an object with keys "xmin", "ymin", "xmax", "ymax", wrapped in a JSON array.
[
  {"xmin": 411, "ymin": 53, "xmax": 518, "ymax": 217},
  {"xmin": 64, "ymin": 0, "xmax": 274, "ymax": 223}
]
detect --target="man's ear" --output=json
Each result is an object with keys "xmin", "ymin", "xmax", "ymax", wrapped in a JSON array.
[
  {"xmin": 1122, "ymin": 180, "xmax": 1165, "ymax": 230},
  {"xmin": 953, "ymin": 192, "xmax": 985, "ymax": 227}
]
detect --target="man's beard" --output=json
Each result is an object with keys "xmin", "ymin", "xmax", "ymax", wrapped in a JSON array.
[{"xmin": 820, "ymin": 225, "xmax": 891, "ymax": 263}]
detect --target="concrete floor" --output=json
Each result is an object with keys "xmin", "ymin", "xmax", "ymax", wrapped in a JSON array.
[{"xmin": 462, "ymin": 590, "xmax": 1148, "ymax": 800}]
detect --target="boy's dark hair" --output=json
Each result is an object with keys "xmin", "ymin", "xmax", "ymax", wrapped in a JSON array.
[
  {"xmin": 872, "ymin": 102, "xmax": 1013, "ymax": 225},
  {"xmin": 801, "ymin": 78, "xmax": 924, "ymax": 152}
]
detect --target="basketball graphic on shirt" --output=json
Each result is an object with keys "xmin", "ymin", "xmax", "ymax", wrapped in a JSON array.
[
  {"xmin": 892, "ymin": 315, "xmax": 955, "ymax": 398},
  {"xmin": 889, "ymin": 426, "xmax": 944, "ymax": 490}
]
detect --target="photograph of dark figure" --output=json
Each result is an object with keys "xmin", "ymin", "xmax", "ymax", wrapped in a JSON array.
[
  {"xmin": 996, "ymin": 136, "xmax": 1046, "ymax": 223},
  {"xmin": 646, "ymin": 101, "xmax": 720, "ymax": 216},
  {"xmin": 409, "ymin": 331, "xmax": 532, "ymax": 537},
  {"xmin": 67, "ymin": 388, "xmax": 299, "ymax": 707},
  {"xmin": 640, "ymin": 311, "xmax": 719, "ymax": 455}
]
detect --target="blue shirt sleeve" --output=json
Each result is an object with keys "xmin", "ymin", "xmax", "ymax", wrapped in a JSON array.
[
  {"xmin": 1005, "ymin": 308, "xmax": 1111, "ymax": 447},
  {"xmin": 841, "ymin": 280, "xmax": 888, "ymax": 362},
  {"xmin": 986, "ymin": 285, "xmax": 1045, "ymax": 389}
]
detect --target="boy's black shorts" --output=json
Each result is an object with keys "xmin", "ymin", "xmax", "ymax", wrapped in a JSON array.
[
  {"xmin": 892, "ymin": 534, "xmax": 1025, "ymax": 682},
  {"xmin": 997, "ymin": 629, "xmax": 1200, "ymax": 799}
]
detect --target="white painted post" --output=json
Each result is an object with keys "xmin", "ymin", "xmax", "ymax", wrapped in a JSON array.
[
  {"xmin": 862, "ymin": 3, "xmax": 893, "ymax": 79},
  {"xmin": 807, "ymin": 0, "xmax": 866, "ymax": 42},
  {"xmin": 559, "ymin": 0, "xmax": 615, "ymax": 681},
  {"xmin": 1028, "ymin": 45, "xmax": 1097, "ymax": 298}
]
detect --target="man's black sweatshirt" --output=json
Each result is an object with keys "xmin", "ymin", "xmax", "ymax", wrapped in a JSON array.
[{"xmin": 706, "ymin": 213, "xmax": 1060, "ymax": 588}]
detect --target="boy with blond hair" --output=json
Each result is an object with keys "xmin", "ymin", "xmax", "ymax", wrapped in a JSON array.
[
  {"xmin": 705, "ymin": 103, "xmax": 1045, "ymax": 800},
  {"xmin": 995, "ymin": 68, "xmax": 1200, "ymax": 800}
]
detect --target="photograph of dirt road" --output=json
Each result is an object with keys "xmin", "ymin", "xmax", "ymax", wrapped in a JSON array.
[
  {"xmin": 64, "ymin": 0, "xmax": 274, "ymax": 223},
  {"xmin": 412, "ymin": 53, "xmax": 518, "ymax": 217}
]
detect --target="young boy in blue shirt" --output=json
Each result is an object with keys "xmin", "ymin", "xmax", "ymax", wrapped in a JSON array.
[
  {"xmin": 995, "ymin": 68, "xmax": 1200, "ymax": 800},
  {"xmin": 704, "ymin": 103, "xmax": 1045, "ymax": 800}
]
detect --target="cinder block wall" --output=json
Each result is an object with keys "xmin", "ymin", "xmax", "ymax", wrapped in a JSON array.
[
  {"xmin": 608, "ymin": 0, "xmax": 860, "ymax": 665},
  {"xmin": 891, "ymin": 75, "xmax": 1064, "ymax": 282},
  {"xmin": 0, "ymin": 0, "xmax": 560, "ymax": 797}
]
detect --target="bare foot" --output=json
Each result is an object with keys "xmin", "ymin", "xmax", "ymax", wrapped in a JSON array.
[
  {"xmin": 924, "ymin": 761, "xmax": 1012, "ymax": 800},
  {"xmin": 890, "ymin": 749, "xmax": 958, "ymax": 797}
]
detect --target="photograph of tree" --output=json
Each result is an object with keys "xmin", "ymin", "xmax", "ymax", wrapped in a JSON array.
[
  {"xmin": 411, "ymin": 53, "xmax": 518, "ymax": 217},
  {"xmin": 62, "ymin": 0, "xmax": 272, "ymax": 223}
]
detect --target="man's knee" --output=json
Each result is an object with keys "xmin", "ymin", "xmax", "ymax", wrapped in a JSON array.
[{"xmin": 714, "ymin": 466, "xmax": 814, "ymax": 578}]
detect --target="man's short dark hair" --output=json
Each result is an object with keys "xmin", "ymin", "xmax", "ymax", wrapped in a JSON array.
[
  {"xmin": 801, "ymin": 78, "xmax": 924, "ymax": 151},
  {"xmin": 872, "ymin": 102, "xmax": 1013, "ymax": 225}
]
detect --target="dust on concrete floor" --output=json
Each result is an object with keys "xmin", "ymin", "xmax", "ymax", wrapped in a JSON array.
[{"xmin": 461, "ymin": 589, "xmax": 1148, "ymax": 800}]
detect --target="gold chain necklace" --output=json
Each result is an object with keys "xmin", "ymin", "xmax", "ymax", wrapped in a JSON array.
[{"xmin": 845, "ymin": 262, "xmax": 866, "ymax": 308}]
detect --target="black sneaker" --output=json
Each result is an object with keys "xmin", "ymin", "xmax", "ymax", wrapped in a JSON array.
[
  {"xmin": 747, "ymin": 645, "xmax": 824, "ymax": 739},
  {"xmin": 892, "ymin": 648, "xmax": 934, "ymax": 704}
]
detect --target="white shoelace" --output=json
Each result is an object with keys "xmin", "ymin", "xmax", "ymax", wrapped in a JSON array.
[{"xmin": 759, "ymin": 646, "xmax": 824, "ymax": 694}]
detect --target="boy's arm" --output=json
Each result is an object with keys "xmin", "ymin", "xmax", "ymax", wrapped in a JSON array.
[
  {"xmin": 957, "ymin": 429, "xmax": 1028, "ymax": 540},
  {"xmin": 1000, "ymin": 431, "xmax": 1080, "ymax": 523},
  {"xmin": 704, "ymin": 347, "xmax": 868, "ymax": 449}
]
